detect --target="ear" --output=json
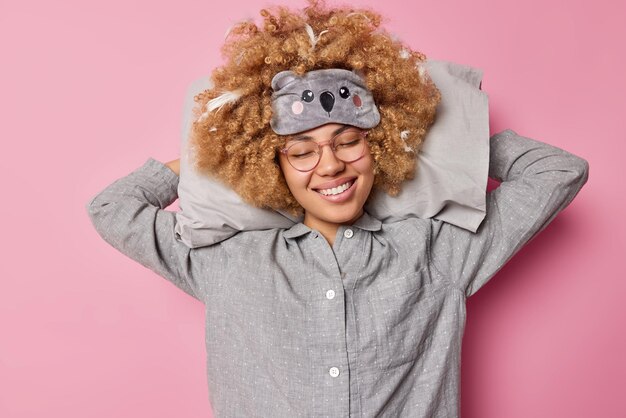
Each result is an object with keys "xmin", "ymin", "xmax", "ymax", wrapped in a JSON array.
[{"xmin": 271, "ymin": 71, "xmax": 299, "ymax": 91}]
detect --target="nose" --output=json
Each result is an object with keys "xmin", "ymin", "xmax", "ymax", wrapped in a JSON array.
[
  {"xmin": 315, "ymin": 143, "xmax": 344, "ymax": 176},
  {"xmin": 320, "ymin": 91, "xmax": 335, "ymax": 113}
]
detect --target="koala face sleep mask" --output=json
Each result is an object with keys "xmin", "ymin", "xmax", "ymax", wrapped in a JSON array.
[{"xmin": 270, "ymin": 68, "xmax": 381, "ymax": 135}]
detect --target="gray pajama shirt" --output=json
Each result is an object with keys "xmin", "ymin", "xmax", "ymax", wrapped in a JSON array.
[{"xmin": 86, "ymin": 129, "xmax": 588, "ymax": 417}]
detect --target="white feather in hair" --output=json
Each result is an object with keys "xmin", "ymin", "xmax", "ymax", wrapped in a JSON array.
[
  {"xmin": 304, "ymin": 24, "xmax": 328, "ymax": 50},
  {"xmin": 207, "ymin": 90, "xmax": 243, "ymax": 112},
  {"xmin": 346, "ymin": 12, "xmax": 371, "ymax": 22},
  {"xmin": 400, "ymin": 130, "xmax": 413, "ymax": 152},
  {"xmin": 197, "ymin": 90, "xmax": 244, "ymax": 121}
]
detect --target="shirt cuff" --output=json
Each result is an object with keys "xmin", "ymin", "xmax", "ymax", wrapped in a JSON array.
[{"xmin": 136, "ymin": 158, "xmax": 180, "ymax": 208}]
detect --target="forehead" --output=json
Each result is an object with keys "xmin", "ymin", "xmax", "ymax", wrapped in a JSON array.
[{"xmin": 285, "ymin": 123, "xmax": 351, "ymax": 144}]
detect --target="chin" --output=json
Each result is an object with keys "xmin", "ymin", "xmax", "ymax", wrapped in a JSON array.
[
  {"xmin": 324, "ymin": 211, "xmax": 362, "ymax": 225},
  {"xmin": 306, "ymin": 202, "xmax": 364, "ymax": 224}
]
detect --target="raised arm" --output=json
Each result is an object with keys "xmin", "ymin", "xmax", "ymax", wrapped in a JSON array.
[
  {"xmin": 429, "ymin": 129, "xmax": 589, "ymax": 297},
  {"xmin": 86, "ymin": 158, "xmax": 206, "ymax": 301}
]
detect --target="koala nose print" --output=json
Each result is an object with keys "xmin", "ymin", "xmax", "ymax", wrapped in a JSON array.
[{"xmin": 320, "ymin": 91, "xmax": 335, "ymax": 114}]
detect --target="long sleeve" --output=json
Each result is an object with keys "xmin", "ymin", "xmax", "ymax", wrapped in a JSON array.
[
  {"xmin": 429, "ymin": 129, "xmax": 589, "ymax": 297},
  {"xmin": 86, "ymin": 158, "xmax": 205, "ymax": 301}
]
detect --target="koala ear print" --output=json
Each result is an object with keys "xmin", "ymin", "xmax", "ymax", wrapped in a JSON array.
[
  {"xmin": 271, "ymin": 71, "xmax": 300, "ymax": 91},
  {"xmin": 352, "ymin": 69, "xmax": 367, "ymax": 81}
]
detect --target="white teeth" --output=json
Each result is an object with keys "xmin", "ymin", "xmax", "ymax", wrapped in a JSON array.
[{"xmin": 318, "ymin": 181, "xmax": 353, "ymax": 196}]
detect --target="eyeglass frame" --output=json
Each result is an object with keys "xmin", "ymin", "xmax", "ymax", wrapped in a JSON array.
[{"xmin": 278, "ymin": 129, "xmax": 369, "ymax": 172}]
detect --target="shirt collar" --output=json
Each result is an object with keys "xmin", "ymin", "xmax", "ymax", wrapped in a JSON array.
[
  {"xmin": 282, "ymin": 222, "xmax": 312, "ymax": 239},
  {"xmin": 282, "ymin": 211, "xmax": 382, "ymax": 240}
]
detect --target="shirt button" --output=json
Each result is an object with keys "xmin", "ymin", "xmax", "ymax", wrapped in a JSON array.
[
  {"xmin": 329, "ymin": 367, "xmax": 340, "ymax": 378},
  {"xmin": 343, "ymin": 229, "xmax": 354, "ymax": 239},
  {"xmin": 326, "ymin": 289, "xmax": 336, "ymax": 300}
]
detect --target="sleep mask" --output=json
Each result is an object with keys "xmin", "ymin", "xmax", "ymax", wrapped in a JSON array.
[{"xmin": 270, "ymin": 68, "xmax": 380, "ymax": 135}]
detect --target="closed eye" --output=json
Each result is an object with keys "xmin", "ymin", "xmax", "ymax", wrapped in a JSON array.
[
  {"xmin": 291, "ymin": 151, "xmax": 317, "ymax": 159},
  {"xmin": 336, "ymin": 139, "xmax": 361, "ymax": 149}
]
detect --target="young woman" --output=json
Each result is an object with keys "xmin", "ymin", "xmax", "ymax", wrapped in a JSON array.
[{"xmin": 86, "ymin": 2, "xmax": 588, "ymax": 416}]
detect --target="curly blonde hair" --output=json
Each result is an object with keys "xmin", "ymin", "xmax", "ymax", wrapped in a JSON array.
[{"xmin": 189, "ymin": 0, "xmax": 440, "ymax": 214}]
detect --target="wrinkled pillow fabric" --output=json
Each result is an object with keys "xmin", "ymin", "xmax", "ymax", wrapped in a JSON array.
[
  {"xmin": 174, "ymin": 60, "xmax": 489, "ymax": 248},
  {"xmin": 365, "ymin": 60, "xmax": 489, "ymax": 228}
]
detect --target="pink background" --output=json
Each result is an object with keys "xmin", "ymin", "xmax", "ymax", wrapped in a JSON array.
[{"xmin": 1, "ymin": 0, "xmax": 624, "ymax": 416}]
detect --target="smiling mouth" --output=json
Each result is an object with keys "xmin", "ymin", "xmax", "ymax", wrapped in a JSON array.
[{"xmin": 315, "ymin": 180, "xmax": 355, "ymax": 196}]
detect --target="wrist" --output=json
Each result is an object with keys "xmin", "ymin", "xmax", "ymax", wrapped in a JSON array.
[{"xmin": 164, "ymin": 159, "xmax": 180, "ymax": 176}]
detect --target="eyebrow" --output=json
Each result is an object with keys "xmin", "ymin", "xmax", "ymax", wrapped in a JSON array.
[{"xmin": 289, "ymin": 125, "xmax": 352, "ymax": 142}]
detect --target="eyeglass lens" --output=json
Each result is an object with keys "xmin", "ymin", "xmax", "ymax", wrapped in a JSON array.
[{"xmin": 286, "ymin": 130, "xmax": 365, "ymax": 171}]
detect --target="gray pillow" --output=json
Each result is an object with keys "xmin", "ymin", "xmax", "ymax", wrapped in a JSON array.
[{"xmin": 174, "ymin": 60, "xmax": 489, "ymax": 248}]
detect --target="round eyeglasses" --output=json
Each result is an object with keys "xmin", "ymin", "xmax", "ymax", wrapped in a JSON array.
[{"xmin": 279, "ymin": 129, "xmax": 369, "ymax": 172}]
